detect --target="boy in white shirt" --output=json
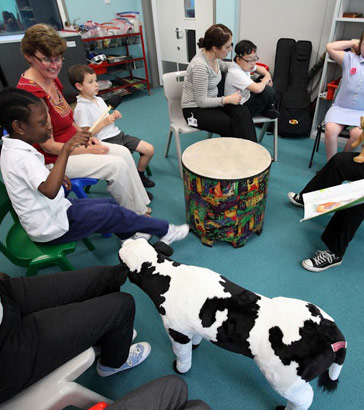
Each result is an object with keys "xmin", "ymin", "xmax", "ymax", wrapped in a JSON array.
[
  {"xmin": 69, "ymin": 64, "xmax": 155, "ymax": 190},
  {"xmin": 224, "ymin": 40, "xmax": 278, "ymax": 119}
]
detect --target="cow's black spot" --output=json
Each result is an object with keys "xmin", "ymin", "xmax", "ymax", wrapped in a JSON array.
[
  {"xmin": 307, "ymin": 303, "xmax": 321, "ymax": 317},
  {"xmin": 268, "ymin": 311, "xmax": 345, "ymax": 382},
  {"xmin": 169, "ymin": 328, "xmax": 191, "ymax": 344},
  {"xmin": 127, "ymin": 261, "xmax": 170, "ymax": 315},
  {"xmin": 199, "ymin": 276, "xmax": 261, "ymax": 358},
  {"xmin": 157, "ymin": 253, "xmax": 166, "ymax": 264}
]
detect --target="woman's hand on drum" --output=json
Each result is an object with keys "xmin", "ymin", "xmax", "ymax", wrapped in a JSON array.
[{"xmin": 225, "ymin": 91, "xmax": 242, "ymax": 105}]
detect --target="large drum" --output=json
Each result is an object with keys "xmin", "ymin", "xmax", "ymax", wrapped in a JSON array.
[{"xmin": 182, "ymin": 138, "xmax": 272, "ymax": 248}]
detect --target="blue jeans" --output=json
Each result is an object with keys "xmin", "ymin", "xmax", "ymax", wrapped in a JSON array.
[{"xmin": 48, "ymin": 197, "xmax": 169, "ymax": 244}]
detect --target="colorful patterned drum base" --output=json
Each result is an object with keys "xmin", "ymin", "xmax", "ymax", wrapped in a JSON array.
[{"xmin": 182, "ymin": 138, "xmax": 271, "ymax": 248}]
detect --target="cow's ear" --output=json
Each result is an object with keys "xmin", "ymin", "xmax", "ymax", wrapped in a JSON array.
[{"xmin": 153, "ymin": 241, "xmax": 174, "ymax": 257}]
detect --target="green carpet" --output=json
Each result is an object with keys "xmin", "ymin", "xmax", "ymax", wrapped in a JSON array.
[{"xmin": 2, "ymin": 87, "xmax": 363, "ymax": 410}]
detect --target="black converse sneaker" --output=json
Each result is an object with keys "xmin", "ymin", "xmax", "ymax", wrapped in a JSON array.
[
  {"xmin": 288, "ymin": 192, "xmax": 304, "ymax": 207},
  {"xmin": 302, "ymin": 250, "xmax": 343, "ymax": 272}
]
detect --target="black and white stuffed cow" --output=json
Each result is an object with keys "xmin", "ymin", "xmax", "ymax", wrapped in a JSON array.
[{"xmin": 119, "ymin": 239, "xmax": 347, "ymax": 410}]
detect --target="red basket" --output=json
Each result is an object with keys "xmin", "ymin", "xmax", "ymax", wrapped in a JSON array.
[
  {"xmin": 89, "ymin": 62, "xmax": 108, "ymax": 75},
  {"xmin": 327, "ymin": 78, "xmax": 341, "ymax": 100}
]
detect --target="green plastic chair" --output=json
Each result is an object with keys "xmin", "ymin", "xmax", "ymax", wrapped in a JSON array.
[{"xmin": 0, "ymin": 181, "xmax": 95, "ymax": 276}]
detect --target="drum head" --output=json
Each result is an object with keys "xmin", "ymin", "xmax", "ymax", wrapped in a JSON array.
[{"xmin": 182, "ymin": 138, "xmax": 272, "ymax": 180}]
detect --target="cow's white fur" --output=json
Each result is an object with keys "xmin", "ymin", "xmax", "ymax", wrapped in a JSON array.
[{"xmin": 119, "ymin": 239, "xmax": 345, "ymax": 410}]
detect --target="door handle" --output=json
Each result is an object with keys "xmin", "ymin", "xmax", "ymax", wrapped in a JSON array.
[{"xmin": 175, "ymin": 28, "xmax": 184, "ymax": 39}]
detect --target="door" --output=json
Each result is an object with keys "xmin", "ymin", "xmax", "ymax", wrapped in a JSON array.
[{"xmin": 153, "ymin": 0, "xmax": 214, "ymax": 76}]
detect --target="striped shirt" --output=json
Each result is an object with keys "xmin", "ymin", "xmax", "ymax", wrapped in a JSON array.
[{"xmin": 181, "ymin": 48, "xmax": 231, "ymax": 109}]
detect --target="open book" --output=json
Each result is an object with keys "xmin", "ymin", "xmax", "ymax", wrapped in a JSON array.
[{"xmin": 300, "ymin": 179, "xmax": 364, "ymax": 221}]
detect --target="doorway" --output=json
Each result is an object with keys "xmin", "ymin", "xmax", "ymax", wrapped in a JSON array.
[{"xmin": 152, "ymin": 0, "xmax": 215, "ymax": 81}]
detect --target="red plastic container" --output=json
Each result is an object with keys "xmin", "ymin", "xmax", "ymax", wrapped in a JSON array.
[{"xmin": 327, "ymin": 78, "xmax": 341, "ymax": 100}]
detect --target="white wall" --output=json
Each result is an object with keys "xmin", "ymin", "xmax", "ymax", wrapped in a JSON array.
[{"xmin": 238, "ymin": 0, "xmax": 336, "ymax": 75}]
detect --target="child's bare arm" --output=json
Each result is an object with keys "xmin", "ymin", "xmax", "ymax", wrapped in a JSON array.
[
  {"xmin": 38, "ymin": 132, "xmax": 90, "ymax": 199},
  {"xmin": 247, "ymin": 66, "xmax": 272, "ymax": 94}
]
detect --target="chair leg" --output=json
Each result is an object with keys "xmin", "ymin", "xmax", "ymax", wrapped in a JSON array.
[
  {"xmin": 257, "ymin": 123, "xmax": 269, "ymax": 143},
  {"xmin": 71, "ymin": 181, "xmax": 88, "ymax": 199},
  {"xmin": 273, "ymin": 119, "xmax": 278, "ymax": 161},
  {"xmin": 174, "ymin": 131, "xmax": 183, "ymax": 179},
  {"xmin": 165, "ymin": 130, "xmax": 173, "ymax": 158},
  {"xmin": 26, "ymin": 262, "xmax": 39, "ymax": 277},
  {"xmin": 308, "ymin": 126, "xmax": 322, "ymax": 168},
  {"xmin": 82, "ymin": 237, "xmax": 96, "ymax": 251},
  {"xmin": 57, "ymin": 256, "xmax": 75, "ymax": 272}
]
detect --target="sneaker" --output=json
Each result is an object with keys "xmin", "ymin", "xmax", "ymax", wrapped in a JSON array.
[
  {"xmin": 96, "ymin": 342, "xmax": 151, "ymax": 377},
  {"xmin": 121, "ymin": 232, "xmax": 151, "ymax": 246},
  {"xmin": 94, "ymin": 329, "xmax": 137, "ymax": 356},
  {"xmin": 140, "ymin": 173, "xmax": 156, "ymax": 188},
  {"xmin": 302, "ymin": 250, "xmax": 343, "ymax": 272},
  {"xmin": 131, "ymin": 232, "xmax": 152, "ymax": 241},
  {"xmin": 147, "ymin": 191, "xmax": 154, "ymax": 201},
  {"xmin": 288, "ymin": 192, "xmax": 304, "ymax": 207},
  {"xmin": 160, "ymin": 224, "xmax": 189, "ymax": 245}
]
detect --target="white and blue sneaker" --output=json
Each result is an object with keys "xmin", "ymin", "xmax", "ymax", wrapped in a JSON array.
[
  {"xmin": 94, "ymin": 329, "xmax": 137, "ymax": 356},
  {"xmin": 96, "ymin": 342, "xmax": 151, "ymax": 377},
  {"xmin": 160, "ymin": 224, "xmax": 189, "ymax": 245}
]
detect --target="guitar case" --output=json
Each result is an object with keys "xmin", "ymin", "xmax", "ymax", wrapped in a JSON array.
[{"xmin": 274, "ymin": 39, "xmax": 313, "ymax": 137}]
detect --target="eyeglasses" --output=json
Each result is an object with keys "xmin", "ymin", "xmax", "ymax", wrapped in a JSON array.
[
  {"xmin": 239, "ymin": 55, "xmax": 259, "ymax": 63},
  {"xmin": 33, "ymin": 55, "xmax": 64, "ymax": 66}
]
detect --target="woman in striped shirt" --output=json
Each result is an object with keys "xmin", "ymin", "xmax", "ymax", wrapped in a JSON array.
[{"xmin": 182, "ymin": 24, "xmax": 256, "ymax": 141}]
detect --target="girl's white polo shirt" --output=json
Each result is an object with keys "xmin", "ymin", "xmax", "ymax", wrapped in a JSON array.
[{"xmin": 1, "ymin": 137, "xmax": 71, "ymax": 242}]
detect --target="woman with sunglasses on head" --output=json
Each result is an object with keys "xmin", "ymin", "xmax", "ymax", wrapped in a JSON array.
[
  {"xmin": 224, "ymin": 40, "xmax": 278, "ymax": 119},
  {"xmin": 17, "ymin": 24, "xmax": 151, "ymax": 216},
  {"xmin": 181, "ymin": 24, "xmax": 257, "ymax": 141}
]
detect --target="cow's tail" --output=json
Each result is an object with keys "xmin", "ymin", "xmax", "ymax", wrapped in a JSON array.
[{"xmin": 318, "ymin": 340, "xmax": 347, "ymax": 392}]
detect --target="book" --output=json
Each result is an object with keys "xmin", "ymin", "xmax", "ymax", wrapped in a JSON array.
[{"xmin": 300, "ymin": 179, "xmax": 364, "ymax": 221}]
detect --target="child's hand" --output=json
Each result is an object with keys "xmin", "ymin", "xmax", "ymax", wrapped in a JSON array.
[
  {"xmin": 113, "ymin": 110, "xmax": 123, "ymax": 119},
  {"xmin": 226, "ymin": 91, "xmax": 242, "ymax": 105},
  {"xmin": 104, "ymin": 113, "xmax": 117, "ymax": 125},
  {"xmin": 62, "ymin": 175, "xmax": 72, "ymax": 191},
  {"xmin": 351, "ymin": 39, "xmax": 360, "ymax": 54},
  {"xmin": 64, "ymin": 130, "xmax": 91, "ymax": 152}
]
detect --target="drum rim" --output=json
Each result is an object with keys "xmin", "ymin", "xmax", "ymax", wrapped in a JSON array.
[
  {"xmin": 182, "ymin": 161, "xmax": 272, "ymax": 181},
  {"xmin": 181, "ymin": 138, "xmax": 272, "ymax": 180}
]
